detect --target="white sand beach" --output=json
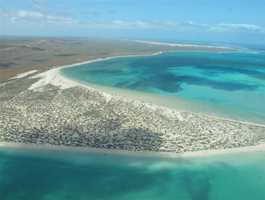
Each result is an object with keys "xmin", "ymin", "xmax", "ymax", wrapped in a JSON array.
[
  {"xmin": 10, "ymin": 70, "xmax": 38, "ymax": 80},
  {"xmin": 28, "ymin": 54, "xmax": 265, "ymax": 127}
]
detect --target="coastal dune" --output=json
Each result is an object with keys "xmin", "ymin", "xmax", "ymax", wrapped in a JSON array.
[{"xmin": 0, "ymin": 60, "xmax": 265, "ymax": 154}]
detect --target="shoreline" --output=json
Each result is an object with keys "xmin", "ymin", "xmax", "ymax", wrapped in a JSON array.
[
  {"xmin": 61, "ymin": 73, "xmax": 265, "ymax": 127},
  {"xmin": 1, "ymin": 51, "xmax": 264, "ymax": 155},
  {"xmin": 29, "ymin": 52, "xmax": 265, "ymax": 128},
  {"xmin": 133, "ymin": 40, "xmax": 238, "ymax": 51},
  {"xmin": 0, "ymin": 142, "xmax": 265, "ymax": 159}
]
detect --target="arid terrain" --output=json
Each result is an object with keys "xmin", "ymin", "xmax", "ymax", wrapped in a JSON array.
[{"xmin": 0, "ymin": 37, "xmax": 233, "ymax": 82}]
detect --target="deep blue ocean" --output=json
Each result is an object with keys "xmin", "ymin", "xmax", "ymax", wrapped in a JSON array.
[
  {"xmin": 0, "ymin": 147, "xmax": 264, "ymax": 200},
  {"xmin": 62, "ymin": 51, "xmax": 265, "ymax": 124}
]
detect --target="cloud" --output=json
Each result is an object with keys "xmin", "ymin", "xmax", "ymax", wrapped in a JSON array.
[
  {"xmin": 110, "ymin": 20, "xmax": 152, "ymax": 29},
  {"xmin": 79, "ymin": 20, "xmax": 178, "ymax": 30},
  {"xmin": 1, "ymin": 10, "xmax": 77, "ymax": 25},
  {"xmin": 179, "ymin": 21, "xmax": 208, "ymax": 29},
  {"xmin": 92, "ymin": 20, "xmax": 265, "ymax": 34},
  {"xmin": 1, "ymin": 9, "xmax": 265, "ymax": 35},
  {"xmin": 170, "ymin": 21, "xmax": 265, "ymax": 34},
  {"xmin": 29, "ymin": 0, "xmax": 45, "ymax": 11},
  {"xmin": 209, "ymin": 23, "xmax": 265, "ymax": 33}
]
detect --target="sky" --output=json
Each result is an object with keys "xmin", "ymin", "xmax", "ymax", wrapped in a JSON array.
[{"xmin": 1, "ymin": 0, "xmax": 265, "ymax": 45}]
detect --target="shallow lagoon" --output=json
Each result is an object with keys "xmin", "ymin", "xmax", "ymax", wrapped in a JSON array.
[
  {"xmin": 62, "ymin": 51, "xmax": 265, "ymax": 124},
  {"xmin": 0, "ymin": 146, "xmax": 265, "ymax": 200}
]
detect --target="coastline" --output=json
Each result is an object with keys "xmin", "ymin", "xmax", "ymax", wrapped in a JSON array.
[
  {"xmin": 1, "ymin": 51, "xmax": 265, "ymax": 155},
  {"xmin": 61, "ymin": 73, "xmax": 265, "ymax": 127},
  {"xmin": 29, "ymin": 52, "xmax": 265, "ymax": 127},
  {"xmin": 28, "ymin": 51, "xmax": 164, "ymax": 102},
  {"xmin": 0, "ymin": 141, "xmax": 265, "ymax": 159},
  {"xmin": 9, "ymin": 70, "xmax": 38, "ymax": 80},
  {"xmin": 133, "ymin": 40, "xmax": 237, "ymax": 51}
]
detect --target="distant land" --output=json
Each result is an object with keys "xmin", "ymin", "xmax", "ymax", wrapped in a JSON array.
[{"xmin": 0, "ymin": 37, "xmax": 235, "ymax": 82}]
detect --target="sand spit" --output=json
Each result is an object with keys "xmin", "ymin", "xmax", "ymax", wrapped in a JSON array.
[
  {"xmin": 9, "ymin": 70, "xmax": 38, "ymax": 80},
  {"xmin": 133, "ymin": 40, "xmax": 235, "ymax": 51},
  {"xmin": 0, "ymin": 54, "xmax": 265, "ymax": 153}
]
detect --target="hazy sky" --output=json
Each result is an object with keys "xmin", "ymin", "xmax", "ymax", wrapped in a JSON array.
[{"xmin": 1, "ymin": 0, "xmax": 265, "ymax": 44}]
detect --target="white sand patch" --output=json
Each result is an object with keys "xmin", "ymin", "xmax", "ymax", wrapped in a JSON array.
[
  {"xmin": 28, "ymin": 52, "xmax": 162, "ymax": 91},
  {"xmin": 10, "ymin": 70, "xmax": 38, "ymax": 80},
  {"xmin": 29, "ymin": 68, "xmax": 75, "ymax": 90},
  {"xmin": 28, "ymin": 68, "xmax": 113, "ymax": 101},
  {"xmin": 28, "ymin": 53, "xmax": 163, "ymax": 104}
]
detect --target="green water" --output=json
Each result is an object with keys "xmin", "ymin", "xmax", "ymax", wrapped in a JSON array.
[
  {"xmin": 61, "ymin": 51, "xmax": 265, "ymax": 124},
  {"xmin": 0, "ymin": 147, "xmax": 265, "ymax": 200}
]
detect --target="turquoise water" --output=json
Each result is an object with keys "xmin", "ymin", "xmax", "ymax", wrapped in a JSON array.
[
  {"xmin": 0, "ymin": 147, "xmax": 265, "ymax": 200},
  {"xmin": 62, "ymin": 51, "xmax": 265, "ymax": 123}
]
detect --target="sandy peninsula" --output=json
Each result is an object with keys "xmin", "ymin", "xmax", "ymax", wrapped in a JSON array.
[
  {"xmin": 0, "ymin": 37, "xmax": 264, "ymax": 155},
  {"xmin": 0, "ymin": 51, "xmax": 265, "ymax": 155}
]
